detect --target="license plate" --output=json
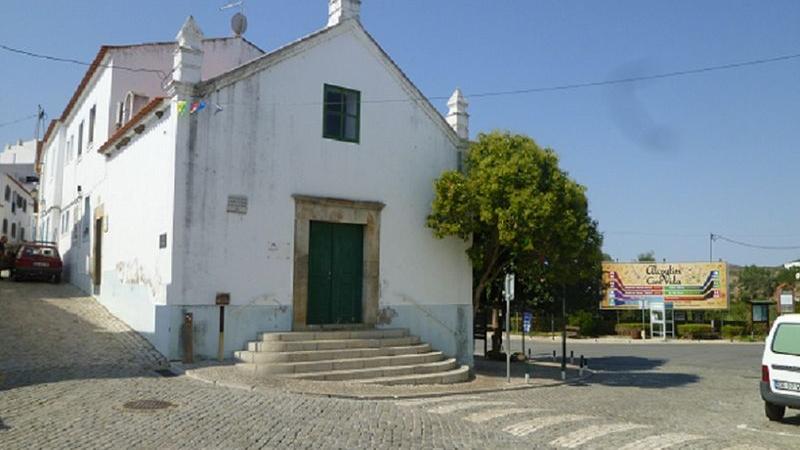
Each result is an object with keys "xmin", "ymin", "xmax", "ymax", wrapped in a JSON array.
[
  {"xmin": 774, "ymin": 380, "xmax": 800, "ymax": 392},
  {"xmin": 33, "ymin": 262, "xmax": 49, "ymax": 268}
]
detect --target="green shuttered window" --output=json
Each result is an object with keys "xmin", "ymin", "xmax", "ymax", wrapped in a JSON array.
[{"xmin": 323, "ymin": 84, "xmax": 360, "ymax": 143}]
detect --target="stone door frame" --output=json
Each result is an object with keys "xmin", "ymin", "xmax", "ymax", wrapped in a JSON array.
[{"xmin": 292, "ymin": 195, "xmax": 383, "ymax": 330}]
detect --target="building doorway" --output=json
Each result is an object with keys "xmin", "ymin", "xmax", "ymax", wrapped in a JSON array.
[
  {"xmin": 307, "ymin": 221, "xmax": 364, "ymax": 325},
  {"xmin": 93, "ymin": 217, "xmax": 102, "ymax": 289}
]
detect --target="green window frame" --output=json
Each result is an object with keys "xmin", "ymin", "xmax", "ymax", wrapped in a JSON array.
[{"xmin": 323, "ymin": 84, "xmax": 360, "ymax": 143}]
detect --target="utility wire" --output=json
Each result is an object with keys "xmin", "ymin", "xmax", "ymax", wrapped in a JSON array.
[
  {"xmin": 2, "ymin": 42, "xmax": 799, "ymax": 103},
  {"xmin": 0, "ymin": 44, "xmax": 168, "ymax": 77},
  {"xmin": 0, "ymin": 113, "xmax": 38, "ymax": 129},
  {"xmin": 463, "ymin": 52, "xmax": 800, "ymax": 100},
  {"xmin": 713, "ymin": 234, "xmax": 800, "ymax": 251}
]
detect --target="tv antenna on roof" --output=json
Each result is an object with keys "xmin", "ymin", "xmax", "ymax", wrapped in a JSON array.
[
  {"xmin": 220, "ymin": 1, "xmax": 247, "ymax": 37},
  {"xmin": 219, "ymin": 1, "xmax": 243, "ymax": 11}
]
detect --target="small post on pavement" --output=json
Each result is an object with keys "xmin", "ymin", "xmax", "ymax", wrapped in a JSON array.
[
  {"xmin": 561, "ymin": 283, "xmax": 567, "ymax": 381},
  {"xmin": 216, "ymin": 293, "xmax": 231, "ymax": 362},
  {"xmin": 504, "ymin": 273, "xmax": 515, "ymax": 383}
]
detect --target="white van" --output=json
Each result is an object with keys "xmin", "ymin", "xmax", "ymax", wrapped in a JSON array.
[{"xmin": 761, "ymin": 314, "xmax": 800, "ymax": 421}]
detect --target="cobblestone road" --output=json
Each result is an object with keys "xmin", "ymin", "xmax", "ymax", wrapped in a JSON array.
[{"xmin": 2, "ymin": 281, "xmax": 799, "ymax": 448}]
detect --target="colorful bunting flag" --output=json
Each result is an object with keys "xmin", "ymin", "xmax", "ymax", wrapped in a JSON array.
[
  {"xmin": 176, "ymin": 100, "xmax": 187, "ymax": 115},
  {"xmin": 190, "ymin": 101, "xmax": 206, "ymax": 114}
]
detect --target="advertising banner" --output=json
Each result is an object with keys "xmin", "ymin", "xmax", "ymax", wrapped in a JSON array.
[{"xmin": 601, "ymin": 262, "xmax": 728, "ymax": 310}]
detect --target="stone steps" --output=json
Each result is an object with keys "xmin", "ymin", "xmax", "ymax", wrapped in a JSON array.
[
  {"xmin": 236, "ymin": 343, "xmax": 432, "ymax": 364},
  {"xmin": 257, "ymin": 329, "xmax": 408, "ymax": 341},
  {"xmin": 235, "ymin": 328, "xmax": 469, "ymax": 385},
  {"xmin": 248, "ymin": 336, "xmax": 421, "ymax": 353},
  {"xmin": 237, "ymin": 351, "xmax": 446, "ymax": 375},
  {"xmin": 358, "ymin": 365, "xmax": 470, "ymax": 385},
  {"xmin": 281, "ymin": 358, "xmax": 459, "ymax": 381}
]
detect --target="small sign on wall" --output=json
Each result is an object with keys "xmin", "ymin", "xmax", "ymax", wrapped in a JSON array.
[
  {"xmin": 227, "ymin": 195, "xmax": 248, "ymax": 215},
  {"xmin": 159, "ymin": 233, "xmax": 167, "ymax": 249}
]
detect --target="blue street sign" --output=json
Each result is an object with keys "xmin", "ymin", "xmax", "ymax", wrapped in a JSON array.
[{"xmin": 523, "ymin": 312, "xmax": 533, "ymax": 333}]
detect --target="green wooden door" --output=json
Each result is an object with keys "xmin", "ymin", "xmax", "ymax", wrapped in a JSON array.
[{"xmin": 307, "ymin": 221, "xmax": 364, "ymax": 325}]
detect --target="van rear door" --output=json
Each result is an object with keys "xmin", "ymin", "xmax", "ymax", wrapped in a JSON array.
[{"xmin": 768, "ymin": 322, "xmax": 800, "ymax": 398}]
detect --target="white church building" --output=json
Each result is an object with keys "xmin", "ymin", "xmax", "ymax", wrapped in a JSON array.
[{"xmin": 38, "ymin": 1, "xmax": 473, "ymax": 370}]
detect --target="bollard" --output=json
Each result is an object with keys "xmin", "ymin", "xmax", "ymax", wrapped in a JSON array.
[
  {"xmin": 579, "ymin": 355, "xmax": 585, "ymax": 377},
  {"xmin": 570, "ymin": 350, "xmax": 574, "ymax": 365},
  {"xmin": 525, "ymin": 373, "xmax": 530, "ymax": 384},
  {"xmin": 552, "ymin": 350, "xmax": 556, "ymax": 362},
  {"xmin": 561, "ymin": 370, "xmax": 566, "ymax": 381},
  {"xmin": 181, "ymin": 312, "xmax": 194, "ymax": 364},
  {"xmin": 527, "ymin": 348, "xmax": 531, "ymax": 358}
]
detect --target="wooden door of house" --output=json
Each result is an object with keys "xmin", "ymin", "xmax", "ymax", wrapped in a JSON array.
[{"xmin": 307, "ymin": 221, "xmax": 363, "ymax": 325}]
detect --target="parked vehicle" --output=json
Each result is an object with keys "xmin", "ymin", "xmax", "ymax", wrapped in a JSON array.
[
  {"xmin": 0, "ymin": 243, "xmax": 21, "ymax": 280},
  {"xmin": 9, "ymin": 242, "xmax": 63, "ymax": 283},
  {"xmin": 761, "ymin": 314, "xmax": 800, "ymax": 421}
]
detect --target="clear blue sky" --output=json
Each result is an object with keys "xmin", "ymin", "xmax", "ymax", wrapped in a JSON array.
[{"xmin": 1, "ymin": 1, "xmax": 799, "ymax": 266}]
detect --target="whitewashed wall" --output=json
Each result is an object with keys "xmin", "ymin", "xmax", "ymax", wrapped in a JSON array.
[
  {"xmin": 174, "ymin": 25, "xmax": 473, "ymax": 362},
  {"xmin": 0, "ymin": 175, "xmax": 34, "ymax": 243},
  {"xmin": 99, "ymin": 112, "xmax": 176, "ymax": 354}
]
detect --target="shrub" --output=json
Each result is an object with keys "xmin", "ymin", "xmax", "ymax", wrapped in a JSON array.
[
  {"xmin": 677, "ymin": 324, "xmax": 717, "ymax": 340},
  {"xmin": 615, "ymin": 323, "xmax": 647, "ymax": 338},
  {"xmin": 568, "ymin": 311, "xmax": 600, "ymax": 337},
  {"xmin": 747, "ymin": 322, "xmax": 769, "ymax": 338},
  {"xmin": 721, "ymin": 325, "xmax": 745, "ymax": 339}
]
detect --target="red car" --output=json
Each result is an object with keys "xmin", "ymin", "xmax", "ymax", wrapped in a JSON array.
[{"xmin": 10, "ymin": 242, "xmax": 63, "ymax": 283}]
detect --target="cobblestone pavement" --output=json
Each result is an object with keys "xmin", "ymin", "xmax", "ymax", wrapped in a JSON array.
[{"xmin": 2, "ymin": 281, "xmax": 799, "ymax": 448}]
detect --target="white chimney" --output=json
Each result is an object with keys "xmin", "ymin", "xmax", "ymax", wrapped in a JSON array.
[
  {"xmin": 173, "ymin": 16, "xmax": 205, "ymax": 84},
  {"xmin": 328, "ymin": 0, "xmax": 361, "ymax": 27},
  {"xmin": 446, "ymin": 89, "xmax": 469, "ymax": 141}
]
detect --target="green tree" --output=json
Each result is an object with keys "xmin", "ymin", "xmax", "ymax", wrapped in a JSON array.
[
  {"xmin": 736, "ymin": 265, "xmax": 777, "ymax": 303},
  {"xmin": 426, "ymin": 131, "xmax": 603, "ymax": 315},
  {"xmin": 637, "ymin": 251, "xmax": 656, "ymax": 262}
]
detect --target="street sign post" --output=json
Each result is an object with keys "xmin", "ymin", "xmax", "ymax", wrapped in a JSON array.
[
  {"xmin": 522, "ymin": 311, "xmax": 533, "ymax": 360},
  {"xmin": 504, "ymin": 273, "xmax": 515, "ymax": 383}
]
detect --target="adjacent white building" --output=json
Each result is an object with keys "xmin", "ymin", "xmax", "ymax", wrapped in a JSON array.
[
  {"xmin": 1, "ymin": 173, "xmax": 34, "ymax": 243},
  {"xmin": 1, "ymin": 139, "xmax": 38, "ymax": 242},
  {"xmin": 1, "ymin": 139, "xmax": 38, "ymax": 186},
  {"xmin": 38, "ymin": 1, "xmax": 473, "ymax": 364}
]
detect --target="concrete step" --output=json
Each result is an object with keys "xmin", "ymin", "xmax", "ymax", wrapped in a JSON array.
[
  {"xmin": 279, "ymin": 358, "xmax": 459, "ymax": 381},
  {"xmin": 358, "ymin": 364, "xmax": 471, "ymax": 385},
  {"xmin": 257, "ymin": 329, "xmax": 408, "ymax": 342},
  {"xmin": 236, "ymin": 343, "xmax": 432, "ymax": 364},
  {"xmin": 238, "ymin": 352, "xmax": 446, "ymax": 375},
  {"xmin": 248, "ymin": 336, "xmax": 421, "ymax": 353}
]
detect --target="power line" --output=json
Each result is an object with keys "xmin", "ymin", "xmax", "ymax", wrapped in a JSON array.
[
  {"xmin": 2, "ymin": 42, "xmax": 799, "ymax": 104},
  {"xmin": 0, "ymin": 44, "xmax": 168, "ymax": 77},
  {"xmin": 462, "ymin": 52, "xmax": 800, "ymax": 100},
  {"xmin": 712, "ymin": 234, "xmax": 800, "ymax": 251},
  {"xmin": 0, "ymin": 113, "xmax": 38, "ymax": 129}
]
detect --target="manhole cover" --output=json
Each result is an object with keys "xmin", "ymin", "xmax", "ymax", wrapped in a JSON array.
[{"xmin": 123, "ymin": 400, "xmax": 176, "ymax": 411}]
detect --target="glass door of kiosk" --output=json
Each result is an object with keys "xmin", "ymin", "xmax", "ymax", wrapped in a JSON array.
[{"xmin": 650, "ymin": 302, "xmax": 675, "ymax": 340}]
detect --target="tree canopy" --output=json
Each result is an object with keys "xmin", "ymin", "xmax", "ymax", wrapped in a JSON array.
[
  {"xmin": 637, "ymin": 251, "xmax": 656, "ymax": 262},
  {"xmin": 427, "ymin": 131, "xmax": 603, "ymax": 312}
]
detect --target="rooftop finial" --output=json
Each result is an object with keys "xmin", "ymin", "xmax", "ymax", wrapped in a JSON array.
[
  {"xmin": 176, "ymin": 16, "xmax": 204, "ymax": 50},
  {"xmin": 446, "ymin": 89, "xmax": 469, "ymax": 141},
  {"xmin": 328, "ymin": 0, "xmax": 361, "ymax": 27}
]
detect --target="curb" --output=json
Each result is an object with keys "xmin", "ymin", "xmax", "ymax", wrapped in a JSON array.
[
  {"xmin": 180, "ymin": 362, "xmax": 595, "ymax": 401},
  {"xmin": 523, "ymin": 337, "xmax": 765, "ymax": 345}
]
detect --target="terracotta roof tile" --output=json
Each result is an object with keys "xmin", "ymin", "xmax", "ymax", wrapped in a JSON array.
[{"xmin": 97, "ymin": 97, "xmax": 166, "ymax": 155}]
